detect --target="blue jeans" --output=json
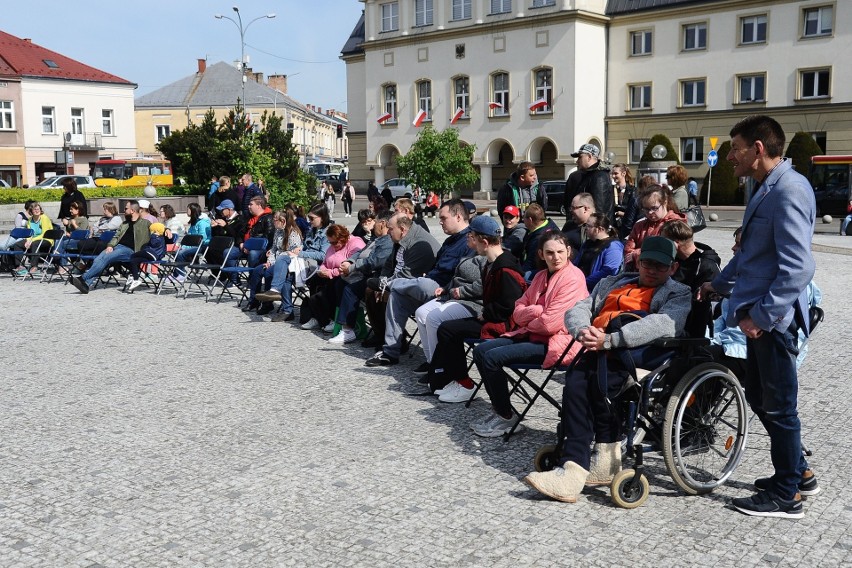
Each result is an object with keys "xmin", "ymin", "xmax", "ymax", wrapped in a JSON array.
[
  {"xmin": 173, "ymin": 245, "xmax": 201, "ymax": 277},
  {"xmin": 268, "ymin": 255, "xmax": 295, "ymax": 313},
  {"xmin": 472, "ymin": 338, "xmax": 547, "ymax": 417},
  {"xmin": 744, "ymin": 324, "xmax": 807, "ymax": 500},
  {"xmin": 82, "ymin": 244, "xmax": 134, "ymax": 286},
  {"xmin": 222, "ymin": 247, "xmax": 241, "ymax": 283},
  {"xmin": 841, "ymin": 214, "xmax": 852, "ymax": 236},
  {"xmin": 248, "ymin": 263, "xmax": 273, "ymax": 301},
  {"xmin": 246, "ymin": 248, "xmax": 264, "ymax": 268},
  {"xmin": 336, "ymin": 279, "xmax": 367, "ymax": 328}
]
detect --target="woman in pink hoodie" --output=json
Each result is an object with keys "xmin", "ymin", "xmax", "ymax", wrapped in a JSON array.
[
  {"xmin": 302, "ymin": 224, "xmax": 365, "ymax": 332},
  {"xmin": 470, "ymin": 231, "xmax": 589, "ymax": 438}
]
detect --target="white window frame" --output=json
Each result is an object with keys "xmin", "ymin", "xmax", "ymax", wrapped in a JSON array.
[
  {"xmin": 415, "ymin": 0, "xmax": 433, "ymax": 26},
  {"xmin": 533, "ymin": 67, "xmax": 553, "ymax": 114},
  {"xmin": 740, "ymin": 14, "xmax": 767, "ymax": 45},
  {"xmin": 803, "ymin": 6, "xmax": 832, "ymax": 38},
  {"xmin": 680, "ymin": 79, "xmax": 706, "ymax": 107},
  {"xmin": 417, "ymin": 80, "xmax": 432, "ymax": 121},
  {"xmin": 629, "ymin": 139, "xmax": 649, "ymax": 164},
  {"xmin": 799, "ymin": 68, "xmax": 831, "ymax": 99},
  {"xmin": 383, "ymin": 83, "xmax": 398, "ymax": 123},
  {"xmin": 490, "ymin": 0, "xmax": 512, "ymax": 15},
  {"xmin": 682, "ymin": 22, "xmax": 707, "ymax": 51},
  {"xmin": 531, "ymin": 0, "xmax": 555, "ymax": 7},
  {"xmin": 451, "ymin": 0, "xmax": 471, "ymax": 20},
  {"xmin": 41, "ymin": 106, "xmax": 55, "ymax": 134},
  {"xmin": 628, "ymin": 83, "xmax": 652, "ymax": 110},
  {"xmin": 491, "ymin": 72, "xmax": 510, "ymax": 116},
  {"xmin": 101, "ymin": 109, "xmax": 114, "ymax": 136},
  {"xmin": 381, "ymin": 2, "xmax": 399, "ymax": 32},
  {"xmin": 630, "ymin": 30, "xmax": 653, "ymax": 56},
  {"xmin": 155, "ymin": 124, "xmax": 171, "ymax": 142},
  {"xmin": 737, "ymin": 73, "xmax": 766, "ymax": 103},
  {"xmin": 681, "ymin": 137, "xmax": 704, "ymax": 163},
  {"xmin": 0, "ymin": 101, "xmax": 13, "ymax": 130},
  {"xmin": 454, "ymin": 76, "xmax": 470, "ymax": 119},
  {"xmin": 71, "ymin": 108, "xmax": 84, "ymax": 134}
]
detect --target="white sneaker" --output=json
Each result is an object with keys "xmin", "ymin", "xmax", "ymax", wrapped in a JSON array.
[
  {"xmin": 473, "ymin": 411, "xmax": 524, "ymax": 438},
  {"xmin": 128, "ymin": 278, "xmax": 143, "ymax": 291},
  {"xmin": 126, "ymin": 276, "xmax": 135, "ymax": 286},
  {"xmin": 437, "ymin": 381, "xmax": 475, "ymax": 403},
  {"xmin": 301, "ymin": 318, "xmax": 320, "ymax": 330},
  {"xmin": 329, "ymin": 328, "xmax": 357, "ymax": 344},
  {"xmin": 322, "ymin": 321, "xmax": 336, "ymax": 333}
]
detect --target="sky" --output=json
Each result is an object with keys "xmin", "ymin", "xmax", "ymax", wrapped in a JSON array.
[{"xmin": 3, "ymin": 0, "xmax": 364, "ymax": 113}]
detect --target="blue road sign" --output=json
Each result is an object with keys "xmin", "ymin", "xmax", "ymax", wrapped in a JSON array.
[{"xmin": 707, "ymin": 150, "xmax": 718, "ymax": 167}]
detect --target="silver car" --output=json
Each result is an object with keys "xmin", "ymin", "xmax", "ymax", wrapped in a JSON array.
[{"xmin": 35, "ymin": 175, "xmax": 96, "ymax": 189}]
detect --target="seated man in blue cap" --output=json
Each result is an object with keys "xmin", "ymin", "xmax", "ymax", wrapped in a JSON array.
[{"xmin": 524, "ymin": 236, "xmax": 692, "ymax": 503}]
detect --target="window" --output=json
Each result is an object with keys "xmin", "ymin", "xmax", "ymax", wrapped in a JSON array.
[
  {"xmin": 454, "ymin": 76, "xmax": 470, "ymax": 119},
  {"xmin": 155, "ymin": 124, "xmax": 171, "ymax": 142},
  {"xmin": 629, "ymin": 139, "xmax": 649, "ymax": 163},
  {"xmin": 42, "ymin": 106, "xmax": 55, "ymax": 134},
  {"xmin": 803, "ymin": 6, "xmax": 832, "ymax": 37},
  {"xmin": 681, "ymin": 137, "xmax": 704, "ymax": 163},
  {"xmin": 811, "ymin": 132, "xmax": 827, "ymax": 153},
  {"xmin": 491, "ymin": 72, "xmax": 509, "ymax": 116},
  {"xmin": 738, "ymin": 74, "xmax": 766, "ymax": 103},
  {"xmin": 415, "ymin": 0, "xmax": 433, "ymax": 26},
  {"xmin": 43, "ymin": 59, "xmax": 58, "ymax": 68},
  {"xmin": 381, "ymin": 2, "xmax": 399, "ymax": 32},
  {"xmin": 683, "ymin": 23, "xmax": 707, "ymax": 51},
  {"xmin": 630, "ymin": 30, "xmax": 652, "ymax": 56},
  {"xmin": 740, "ymin": 15, "xmax": 767, "ymax": 44},
  {"xmin": 531, "ymin": 0, "xmax": 555, "ymax": 6},
  {"xmin": 383, "ymin": 83, "xmax": 397, "ymax": 123},
  {"xmin": 490, "ymin": 0, "xmax": 511, "ymax": 15},
  {"xmin": 681, "ymin": 79, "xmax": 706, "ymax": 107},
  {"xmin": 71, "ymin": 108, "xmax": 84, "ymax": 134},
  {"xmin": 101, "ymin": 109, "xmax": 114, "ymax": 135},
  {"xmin": 417, "ymin": 80, "xmax": 432, "ymax": 120},
  {"xmin": 452, "ymin": 0, "xmax": 471, "ymax": 20},
  {"xmin": 800, "ymin": 68, "xmax": 830, "ymax": 99},
  {"xmin": 533, "ymin": 67, "xmax": 553, "ymax": 114},
  {"xmin": 628, "ymin": 84, "xmax": 651, "ymax": 110},
  {"xmin": 0, "ymin": 101, "xmax": 13, "ymax": 130}
]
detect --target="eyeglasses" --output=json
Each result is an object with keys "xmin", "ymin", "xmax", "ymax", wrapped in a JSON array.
[
  {"xmin": 639, "ymin": 259, "xmax": 672, "ymax": 272},
  {"xmin": 570, "ymin": 205, "xmax": 587, "ymax": 211},
  {"xmin": 643, "ymin": 204, "xmax": 663, "ymax": 214}
]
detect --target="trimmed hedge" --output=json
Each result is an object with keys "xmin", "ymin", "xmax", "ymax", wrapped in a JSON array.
[{"xmin": 0, "ymin": 184, "xmax": 204, "ymax": 205}]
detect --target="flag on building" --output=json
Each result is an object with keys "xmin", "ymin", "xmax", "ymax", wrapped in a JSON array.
[
  {"xmin": 377, "ymin": 112, "xmax": 393, "ymax": 124},
  {"xmin": 488, "ymin": 101, "xmax": 503, "ymax": 110},
  {"xmin": 450, "ymin": 107, "xmax": 465, "ymax": 124},
  {"xmin": 412, "ymin": 109, "xmax": 428, "ymax": 127},
  {"xmin": 529, "ymin": 98, "xmax": 549, "ymax": 112}
]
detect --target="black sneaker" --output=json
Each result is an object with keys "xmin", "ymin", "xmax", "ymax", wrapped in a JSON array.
[
  {"xmin": 69, "ymin": 275, "xmax": 89, "ymax": 295},
  {"xmin": 361, "ymin": 335, "xmax": 383, "ymax": 349},
  {"xmin": 412, "ymin": 362, "xmax": 431, "ymax": 375},
  {"xmin": 754, "ymin": 470, "xmax": 820, "ymax": 497},
  {"xmin": 731, "ymin": 491, "xmax": 803, "ymax": 519},
  {"xmin": 242, "ymin": 300, "xmax": 261, "ymax": 312},
  {"xmin": 256, "ymin": 302, "xmax": 275, "ymax": 316},
  {"xmin": 365, "ymin": 351, "xmax": 399, "ymax": 367}
]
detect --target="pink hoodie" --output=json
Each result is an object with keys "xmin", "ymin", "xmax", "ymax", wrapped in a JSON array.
[{"xmin": 321, "ymin": 236, "xmax": 366, "ymax": 277}]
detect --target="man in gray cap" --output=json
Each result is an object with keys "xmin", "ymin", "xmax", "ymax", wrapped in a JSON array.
[{"xmin": 563, "ymin": 143, "xmax": 613, "ymax": 230}]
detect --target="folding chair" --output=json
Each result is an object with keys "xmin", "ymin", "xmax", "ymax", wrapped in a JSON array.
[
  {"xmin": 20, "ymin": 229, "xmax": 64, "ymax": 281},
  {"xmin": 217, "ymin": 237, "xmax": 267, "ymax": 305},
  {"xmin": 42, "ymin": 229, "xmax": 90, "ymax": 283},
  {"xmin": 181, "ymin": 236, "xmax": 235, "ymax": 301},
  {"xmin": 0, "ymin": 228, "xmax": 34, "ymax": 277},
  {"xmin": 153, "ymin": 234, "xmax": 204, "ymax": 296}
]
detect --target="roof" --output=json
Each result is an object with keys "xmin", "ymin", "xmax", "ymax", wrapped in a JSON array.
[
  {"xmin": 340, "ymin": 11, "xmax": 365, "ymax": 57},
  {"xmin": 0, "ymin": 30, "xmax": 133, "ymax": 84},
  {"xmin": 606, "ymin": 0, "xmax": 718, "ymax": 15}
]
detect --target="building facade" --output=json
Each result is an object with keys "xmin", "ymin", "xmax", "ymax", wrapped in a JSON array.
[
  {"xmin": 0, "ymin": 31, "xmax": 136, "ymax": 186},
  {"xmin": 343, "ymin": 0, "xmax": 852, "ymax": 193}
]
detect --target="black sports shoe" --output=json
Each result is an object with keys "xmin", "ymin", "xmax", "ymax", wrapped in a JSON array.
[
  {"xmin": 732, "ymin": 491, "xmax": 803, "ymax": 519},
  {"xmin": 412, "ymin": 362, "xmax": 431, "ymax": 375},
  {"xmin": 365, "ymin": 351, "xmax": 399, "ymax": 367},
  {"xmin": 69, "ymin": 275, "xmax": 89, "ymax": 295},
  {"xmin": 256, "ymin": 302, "xmax": 275, "ymax": 316},
  {"xmin": 754, "ymin": 470, "xmax": 820, "ymax": 497},
  {"xmin": 361, "ymin": 335, "xmax": 383, "ymax": 349},
  {"xmin": 242, "ymin": 300, "xmax": 261, "ymax": 312}
]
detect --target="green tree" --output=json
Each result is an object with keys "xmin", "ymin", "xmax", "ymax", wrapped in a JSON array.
[
  {"xmin": 701, "ymin": 140, "xmax": 739, "ymax": 205},
  {"xmin": 784, "ymin": 131, "xmax": 822, "ymax": 174},
  {"xmin": 395, "ymin": 126, "xmax": 478, "ymax": 198},
  {"xmin": 640, "ymin": 134, "xmax": 680, "ymax": 164}
]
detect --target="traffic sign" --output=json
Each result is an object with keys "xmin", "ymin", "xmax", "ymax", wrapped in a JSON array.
[
  {"xmin": 707, "ymin": 150, "xmax": 718, "ymax": 167},
  {"xmin": 709, "ymin": 137, "xmax": 719, "ymax": 151}
]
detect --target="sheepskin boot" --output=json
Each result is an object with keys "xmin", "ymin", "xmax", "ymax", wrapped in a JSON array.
[
  {"xmin": 524, "ymin": 461, "xmax": 589, "ymax": 503},
  {"xmin": 585, "ymin": 442, "xmax": 622, "ymax": 486}
]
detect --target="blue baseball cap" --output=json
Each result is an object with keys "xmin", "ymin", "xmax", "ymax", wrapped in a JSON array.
[{"xmin": 216, "ymin": 199, "xmax": 235, "ymax": 211}]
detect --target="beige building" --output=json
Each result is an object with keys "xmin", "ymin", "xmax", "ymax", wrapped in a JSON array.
[{"xmin": 135, "ymin": 60, "xmax": 348, "ymax": 166}]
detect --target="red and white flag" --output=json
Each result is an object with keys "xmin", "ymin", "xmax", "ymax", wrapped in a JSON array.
[
  {"xmin": 450, "ymin": 107, "xmax": 465, "ymax": 124},
  {"xmin": 488, "ymin": 101, "xmax": 503, "ymax": 110},
  {"xmin": 377, "ymin": 112, "xmax": 393, "ymax": 124},
  {"xmin": 412, "ymin": 109, "xmax": 428, "ymax": 127},
  {"xmin": 529, "ymin": 98, "xmax": 549, "ymax": 112}
]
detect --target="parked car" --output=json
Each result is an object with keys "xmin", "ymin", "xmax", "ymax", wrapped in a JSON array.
[
  {"xmin": 315, "ymin": 173, "xmax": 342, "ymax": 193},
  {"xmin": 0, "ymin": 179, "xmax": 10, "ymax": 188},
  {"xmin": 541, "ymin": 180, "xmax": 566, "ymax": 215},
  {"xmin": 380, "ymin": 178, "xmax": 418, "ymax": 201},
  {"xmin": 35, "ymin": 175, "xmax": 96, "ymax": 189}
]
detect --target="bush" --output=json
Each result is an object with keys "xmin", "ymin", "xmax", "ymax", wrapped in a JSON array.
[
  {"xmin": 700, "ymin": 141, "xmax": 739, "ymax": 205},
  {"xmin": 0, "ymin": 185, "xmax": 204, "ymax": 205},
  {"xmin": 785, "ymin": 132, "xmax": 823, "ymax": 175},
  {"xmin": 640, "ymin": 134, "xmax": 680, "ymax": 164}
]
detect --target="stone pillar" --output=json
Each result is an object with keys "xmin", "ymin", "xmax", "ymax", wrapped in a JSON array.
[
  {"xmin": 473, "ymin": 165, "xmax": 493, "ymax": 200},
  {"xmin": 374, "ymin": 167, "xmax": 386, "ymax": 187}
]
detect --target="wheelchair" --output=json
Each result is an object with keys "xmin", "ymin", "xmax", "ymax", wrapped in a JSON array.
[{"xmin": 532, "ymin": 337, "xmax": 749, "ymax": 509}]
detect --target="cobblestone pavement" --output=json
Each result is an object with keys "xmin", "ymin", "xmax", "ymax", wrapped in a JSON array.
[{"xmin": 1, "ymin": 225, "xmax": 850, "ymax": 567}]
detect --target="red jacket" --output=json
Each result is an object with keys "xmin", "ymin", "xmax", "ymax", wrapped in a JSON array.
[{"xmin": 623, "ymin": 209, "xmax": 685, "ymax": 269}]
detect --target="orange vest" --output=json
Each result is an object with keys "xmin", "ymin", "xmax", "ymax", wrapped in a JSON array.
[{"xmin": 592, "ymin": 284, "xmax": 655, "ymax": 329}]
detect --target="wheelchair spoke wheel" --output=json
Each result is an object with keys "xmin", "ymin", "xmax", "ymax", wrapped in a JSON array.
[
  {"xmin": 533, "ymin": 444, "xmax": 559, "ymax": 472},
  {"xmin": 610, "ymin": 469, "xmax": 650, "ymax": 509},
  {"xmin": 663, "ymin": 363, "xmax": 748, "ymax": 495}
]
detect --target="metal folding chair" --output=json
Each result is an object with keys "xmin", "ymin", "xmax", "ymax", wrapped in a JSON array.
[
  {"xmin": 217, "ymin": 237, "xmax": 268, "ymax": 305},
  {"xmin": 154, "ymin": 234, "xmax": 205, "ymax": 296},
  {"xmin": 20, "ymin": 229, "xmax": 64, "ymax": 281},
  {"xmin": 42, "ymin": 229, "xmax": 90, "ymax": 283},
  {"xmin": 181, "ymin": 236, "xmax": 235, "ymax": 301},
  {"xmin": 0, "ymin": 228, "xmax": 34, "ymax": 277}
]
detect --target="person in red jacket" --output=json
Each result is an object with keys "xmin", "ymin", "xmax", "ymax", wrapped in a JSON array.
[{"xmin": 623, "ymin": 184, "xmax": 685, "ymax": 270}]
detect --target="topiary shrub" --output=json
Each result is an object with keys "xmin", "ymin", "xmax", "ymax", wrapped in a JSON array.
[
  {"xmin": 700, "ymin": 141, "xmax": 739, "ymax": 205},
  {"xmin": 640, "ymin": 134, "xmax": 680, "ymax": 164},
  {"xmin": 784, "ymin": 132, "xmax": 823, "ymax": 175}
]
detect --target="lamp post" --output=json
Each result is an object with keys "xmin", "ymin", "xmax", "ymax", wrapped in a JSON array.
[
  {"xmin": 256, "ymin": 91, "xmax": 281, "ymax": 113},
  {"xmin": 215, "ymin": 6, "xmax": 276, "ymax": 117}
]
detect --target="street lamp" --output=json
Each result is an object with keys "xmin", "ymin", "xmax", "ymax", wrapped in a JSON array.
[
  {"xmin": 256, "ymin": 92, "xmax": 281, "ymax": 113},
  {"xmin": 214, "ymin": 6, "xmax": 276, "ymax": 117}
]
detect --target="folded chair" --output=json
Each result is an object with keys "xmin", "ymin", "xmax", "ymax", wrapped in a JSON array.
[{"xmin": 181, "ymin": 236, "xmax": 235, "ymax": 301}]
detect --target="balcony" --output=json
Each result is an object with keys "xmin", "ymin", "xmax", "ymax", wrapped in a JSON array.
[{"xmin": 63, "ymin": 132, "xmax": 104, "ymax": 151}]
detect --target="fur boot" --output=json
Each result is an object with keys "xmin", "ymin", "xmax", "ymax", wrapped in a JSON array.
[
  {"xmin": 585, "ymin": 442, "xmax": 622, "ymax": 486},
  {"xmin": 524, "ymin": 461, "xmax": 589, "ymax": 503}
]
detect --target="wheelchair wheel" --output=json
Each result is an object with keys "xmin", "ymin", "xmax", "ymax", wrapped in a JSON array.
[
  {"xmin": 663, "ymin": 363, "xmax": 748, "ymax": 495},
  {"xmin": 610, "ymin": 469, "xmax": 650, "ymax": 509},
  {"xmin": 533, "ymin": 444, "xmax": 559, "ymax": 472}
]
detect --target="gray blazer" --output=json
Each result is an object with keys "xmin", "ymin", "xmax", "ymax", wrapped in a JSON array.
[{"xmin": 711, "ymin": 159, "xmax": 816, "ymax": 335}]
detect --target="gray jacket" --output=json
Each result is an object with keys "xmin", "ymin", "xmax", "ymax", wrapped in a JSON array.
[
  {"xmin": 347, "ymin": 234, "xmax": 393, "ymax": 278},
  {"xmin": 565, "ymin": 273, "xmax": 692, "ymax": 349},
  {"xmin": 382, "ymin": 222, "xmax": 440, "ymax": 281},
  {"xmin": 438, "ymin": 255, "xmax": 487, "ymax": 316}
]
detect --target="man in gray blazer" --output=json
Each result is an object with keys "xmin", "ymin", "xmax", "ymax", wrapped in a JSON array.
[{"xmin": 700, "ymin": 115, "xmax": 817, "ymax": 519}]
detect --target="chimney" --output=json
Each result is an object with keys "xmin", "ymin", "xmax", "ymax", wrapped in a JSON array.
[
  {"xmin": 253, "ymin": 72, "xmax": 263, "ymax": 84},
  {"xmin": 318, "ymin": 107, "xmax": 323, "ymax": 114},
  {"xmin": 268, "ymin": 74, "xmax": 288, "ymax": 94},
  {"xmin": 23, "ymin": 38, "xmax": 32, "ymax": 43},
  {"xmin": 197, "ymin": 58, "xmax": 206, "ymax": 74}
]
